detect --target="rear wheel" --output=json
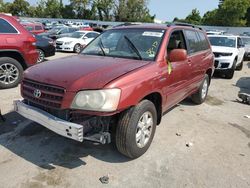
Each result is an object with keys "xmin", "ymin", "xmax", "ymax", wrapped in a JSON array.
[
  {"xmin": 0, "ymin": 57, "xmax": 23, "ymax": 89},
  {"xmin": 115, "ymin": 100, "xmax": 157, "ymax": 159},
  {"xmin": 36, "ymin": 49, "xmax": 45, "ymax": 63},
  {"xmin": 74, "ymin": 43, "xmax": 81, "ymax": 53},
  {"xmin": 191, "ymin": 74, "xmax": 209, "ymax": 104}
]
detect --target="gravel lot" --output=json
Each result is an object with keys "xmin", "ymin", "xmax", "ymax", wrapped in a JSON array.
[{"xmin": 0, "ymin": 52, "xmax": 250, "ymax": 188}]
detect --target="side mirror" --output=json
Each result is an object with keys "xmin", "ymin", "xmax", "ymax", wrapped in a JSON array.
[
  {"xmin": 169, "ymin": 49, "xmax": 188, "ymax": 62},
  {"xmin": 83, "ymin": 36, "xmax": 88, "ymax": 39}
]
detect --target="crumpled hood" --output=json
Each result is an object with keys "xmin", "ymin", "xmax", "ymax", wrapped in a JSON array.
[
  {"xmin": 211, "ymin": 46, "xmax": 237, "ymax": 53},
  {"xmin": 24, "ymin": 55, "xmax": 150, "ymax": 91}
]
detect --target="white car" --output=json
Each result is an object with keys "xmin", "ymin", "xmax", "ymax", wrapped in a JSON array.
[
  {"xmin": 208, "ymin": 35, "xmax": 245, "ymax": 79},
  {"xmin": 241, "ymin": 36, "xmax": 250, "ymax": 60},
  {"xmin": 56, "ymin": 31, "xmax": 100, "ymax": 53},
  {"xmin": 71, "ymin": 22, "xmax": 85, "ymax": 28}
]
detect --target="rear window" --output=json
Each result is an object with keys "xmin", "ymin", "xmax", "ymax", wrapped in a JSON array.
[
  {"xmin": 0, "ymin": 18, "xmax": 18, "ymax": 34},
  {"xmin": 184, "ymin": 30, "xmax": 200, "ymax": 54},
  {"xmin": 35, "ymin": 25, "xmax": 43, "ymax": 30},
  {"xmin": 25, "ymin": 26, "xmax": 33, "ymax": 31}
]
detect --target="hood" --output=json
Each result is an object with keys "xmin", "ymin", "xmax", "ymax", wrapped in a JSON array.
[
  {"xmin": 24, "ymin": 55, "xmax": 150, "ymax": 91},
  {"xmin": 211, "ymin": 46, "xmax": 236, "ymax": 53},
  {"xmin": 57, "ymin": 37, "xmax": 78, "ymax": 43}
]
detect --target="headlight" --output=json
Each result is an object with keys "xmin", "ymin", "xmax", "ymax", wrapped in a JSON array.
[
  {"xmin": 71, "ymin": 89, "xmax": 121, "ymax": 112},
  {"xmin": 65, "ymin": 41, "xmax": 73, "ymax": 45}
]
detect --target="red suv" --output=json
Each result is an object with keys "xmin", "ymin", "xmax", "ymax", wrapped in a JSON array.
[
  {"xmin": 15, "ymin": 24, "xmax": 214, "ymax": 158},
  {"xmin": 21, "ymin": 22, "xmax": 45, "ymax": 34},
  {"xmin": 0, "ymin": 14, "xmax": 38, "ymax": 89}
]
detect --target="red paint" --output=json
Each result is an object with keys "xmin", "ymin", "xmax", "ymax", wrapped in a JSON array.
[
  {"xmin": 22, "ymin": 25, "xmax": 214, "ymax": 116},
  {"xmin": 22, "ymin": 22, "xmax": 45, "ymax": 34},
  {"xmin": 0, "ymin": 14, "xmax": 38, "ymax": 66}
]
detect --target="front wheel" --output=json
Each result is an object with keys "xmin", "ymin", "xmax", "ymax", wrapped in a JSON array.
[
  {"xmin": 235, "ymin": 61, "xmax": 243, "ymax": 71},
  {"xmin": 0, "ymin": 57, "xmax": 23, "ymax": 89},
  {"xmin": 74, "ymin": 44, "xmax": 81, "ymax": 53},
  {"xmin": 115, "ymin": 100, "xmax": 157, "ymax": 159},
  {"xmin": 191, "ymin": 74, "xmax": 209, "ymax": 104},
  {"xmin": 225, "ymin": 59, "xmax": 236, "ymax": 79}
]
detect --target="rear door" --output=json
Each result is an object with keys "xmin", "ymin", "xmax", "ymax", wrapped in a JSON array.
[{"xmin": 183, "ymin": 29, "xmax": 206, "ymax": 92}]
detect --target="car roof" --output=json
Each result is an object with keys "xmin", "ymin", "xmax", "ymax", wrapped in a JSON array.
[{"xmin": 113, "ymin": 23, "xmax": 204, "ymax": 31}]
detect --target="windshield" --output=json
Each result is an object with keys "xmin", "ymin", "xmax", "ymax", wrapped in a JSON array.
[
  {"xmin": 71, "ymin": 32, "xmax": 85, "ymax": 38},
  {"xmin": 49, "ymin": 27, "xmax": 64, "ymax": 33},
  {"xmin": 241, "ymin": 37, "xmax": 250, "ymax": 45},
  {"xmin": 81, "ymin": 29, "xmax": 165, "ymax": 61},
  {"xmin": 208, "ymin": 36, "xmax": 236, "ymax": 48}
]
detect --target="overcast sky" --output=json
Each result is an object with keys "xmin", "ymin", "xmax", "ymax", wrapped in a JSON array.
[{"xmin": 4, "ymin": 0, "xmax": 219, "ymax": 22}]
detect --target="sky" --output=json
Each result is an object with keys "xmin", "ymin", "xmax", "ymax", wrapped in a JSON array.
[
  {"xmin": 148, "ymin": 0, "xmax": 219, "ymax": 21},
  {"xmin": 5, "ymin": 0, "xmax": 220, "ymax": 22}
]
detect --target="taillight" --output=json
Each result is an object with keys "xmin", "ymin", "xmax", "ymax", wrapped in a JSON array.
[{"xmin": 27, "ymin": 36, "xmax": 36, "ymax": 46}]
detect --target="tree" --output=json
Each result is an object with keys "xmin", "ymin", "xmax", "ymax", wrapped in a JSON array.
[
  {"xmin": 114, "ymin": 0, "xmax": 154, "ymax": 22},
  {"xmin": 246, "ymin": 7, "xmax": 250, "ymax": 26},
  {"xmin": 218, "ymin": 0, "xmax": 250, "ymax": 26},
  {"xmin": 185, "ymin": 8, "xmax": 201, "ymax": 25},
  {"xmin": 69, "ymin": 0, "xmax": 89, "ymax": 19},
  {"xmin": 61, "ymin": 4, "xmax": 76, "ymax": 19},
  {"xmin": 8, "ymin": 0, "xmax": 30, "ymax": 16},
  {"xmin": 93, "ymin": 0, "xmax": 114, "ymax": 21},
  {"xmin": 202, "ymin": 9, "xmax": 219, "ymax": 25}
]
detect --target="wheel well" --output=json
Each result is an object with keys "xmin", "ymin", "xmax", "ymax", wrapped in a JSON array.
[
  {"xmin": 0, "ymin": 51, "xmax": 27, "ymax": 70},
  {"xmin": 142, "ymin": 92, "xmax": 162, "ymax": 125},
  {"xmin": 206, "ymin": 68, "xmax": 212, "ymax": 85}
]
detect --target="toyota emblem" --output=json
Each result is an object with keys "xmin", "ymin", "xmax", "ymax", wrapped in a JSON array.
[{"xmin": 33, "ymin": 89, "xmax": 42, "ymax": 98}]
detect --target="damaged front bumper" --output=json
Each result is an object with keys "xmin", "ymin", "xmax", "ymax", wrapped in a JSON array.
[{"xmin": 14, "ymin": 100, "xmax": 84, "ymax": 142}]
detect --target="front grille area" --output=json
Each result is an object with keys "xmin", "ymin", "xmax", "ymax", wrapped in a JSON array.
[
  {"xmin": 213, "ymin": 52, "xmax": 220, "ymax": 58},
  {"xmin": 22, "ymin": 79, "xmax": 65, "ymax": 109},
  {"xmin": 56, "ymin": 41, "xmax": 63, "ymax": 46}
]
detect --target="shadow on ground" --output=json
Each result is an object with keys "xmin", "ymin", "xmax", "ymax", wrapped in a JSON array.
[{"xmin": 0, "ymin": 111, "xmax": 129, "ymax": 170}]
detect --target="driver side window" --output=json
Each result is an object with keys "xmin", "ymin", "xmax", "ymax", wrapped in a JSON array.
[{"xmin": 167, "ymin": 30, "xmax": 187, "ymax": 55}]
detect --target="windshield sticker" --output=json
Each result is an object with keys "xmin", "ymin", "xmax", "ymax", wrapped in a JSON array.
[{"xmin": 142, "ymin": 32, "xmax": 163, "ymax": 38}]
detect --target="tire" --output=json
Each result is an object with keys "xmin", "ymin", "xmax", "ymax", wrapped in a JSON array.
[
  {"xmin": 36, "ymin": 49, "xmax": 45, "ymax": 63},
  {"xmin": 115, "ymin": 100, "xmax": 157, "ymax": 159},
  {"xmin": 225, "ymin": 59, "xmax": 236, "ymax": 79},
  {"xmin": 235, "ymin": 61, "xmax": 243, "ymax": 71},
  {"xmin": 74, "ymin": 44, "xmax": 81, "ymax": 53},
  {"xmin": 0, "ymin": 57, "xmax": 23, "ymax": 89},
  {"xmin": 191, "ymin": 74, "xmax": 209, "ymax": 104}
]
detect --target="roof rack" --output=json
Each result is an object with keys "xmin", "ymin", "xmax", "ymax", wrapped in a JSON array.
[{"xmin": 168, "ymin": 22, "xmax": 203, "ymax": 30}]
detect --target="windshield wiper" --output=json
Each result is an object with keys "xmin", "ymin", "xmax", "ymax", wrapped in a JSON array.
[
  {"xmin": 124, "ymin": 35, "xmax": 142, "ymax": 60},
  {"xmin": 99, "ymin": 39, "xmax": 106, "ymax": 56}
]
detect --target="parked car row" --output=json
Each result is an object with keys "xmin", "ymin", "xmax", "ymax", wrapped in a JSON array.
[{"xmin": 56, "ymin": 31, "xmax": 100, "ymax": 53}]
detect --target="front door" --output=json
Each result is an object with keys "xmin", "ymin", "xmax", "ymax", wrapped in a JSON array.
[{"xmin": 162, "ymin": 30, "xmax": 192, "ymax": 110}]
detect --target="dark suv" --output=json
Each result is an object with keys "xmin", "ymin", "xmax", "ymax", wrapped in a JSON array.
[
  {"xmin": 15, "ymin": 23, "xmax": 214, "ymax": 158},
  {"xmin": 0, "ymin": 14, "xmax": 38, "ymax": 89}
]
